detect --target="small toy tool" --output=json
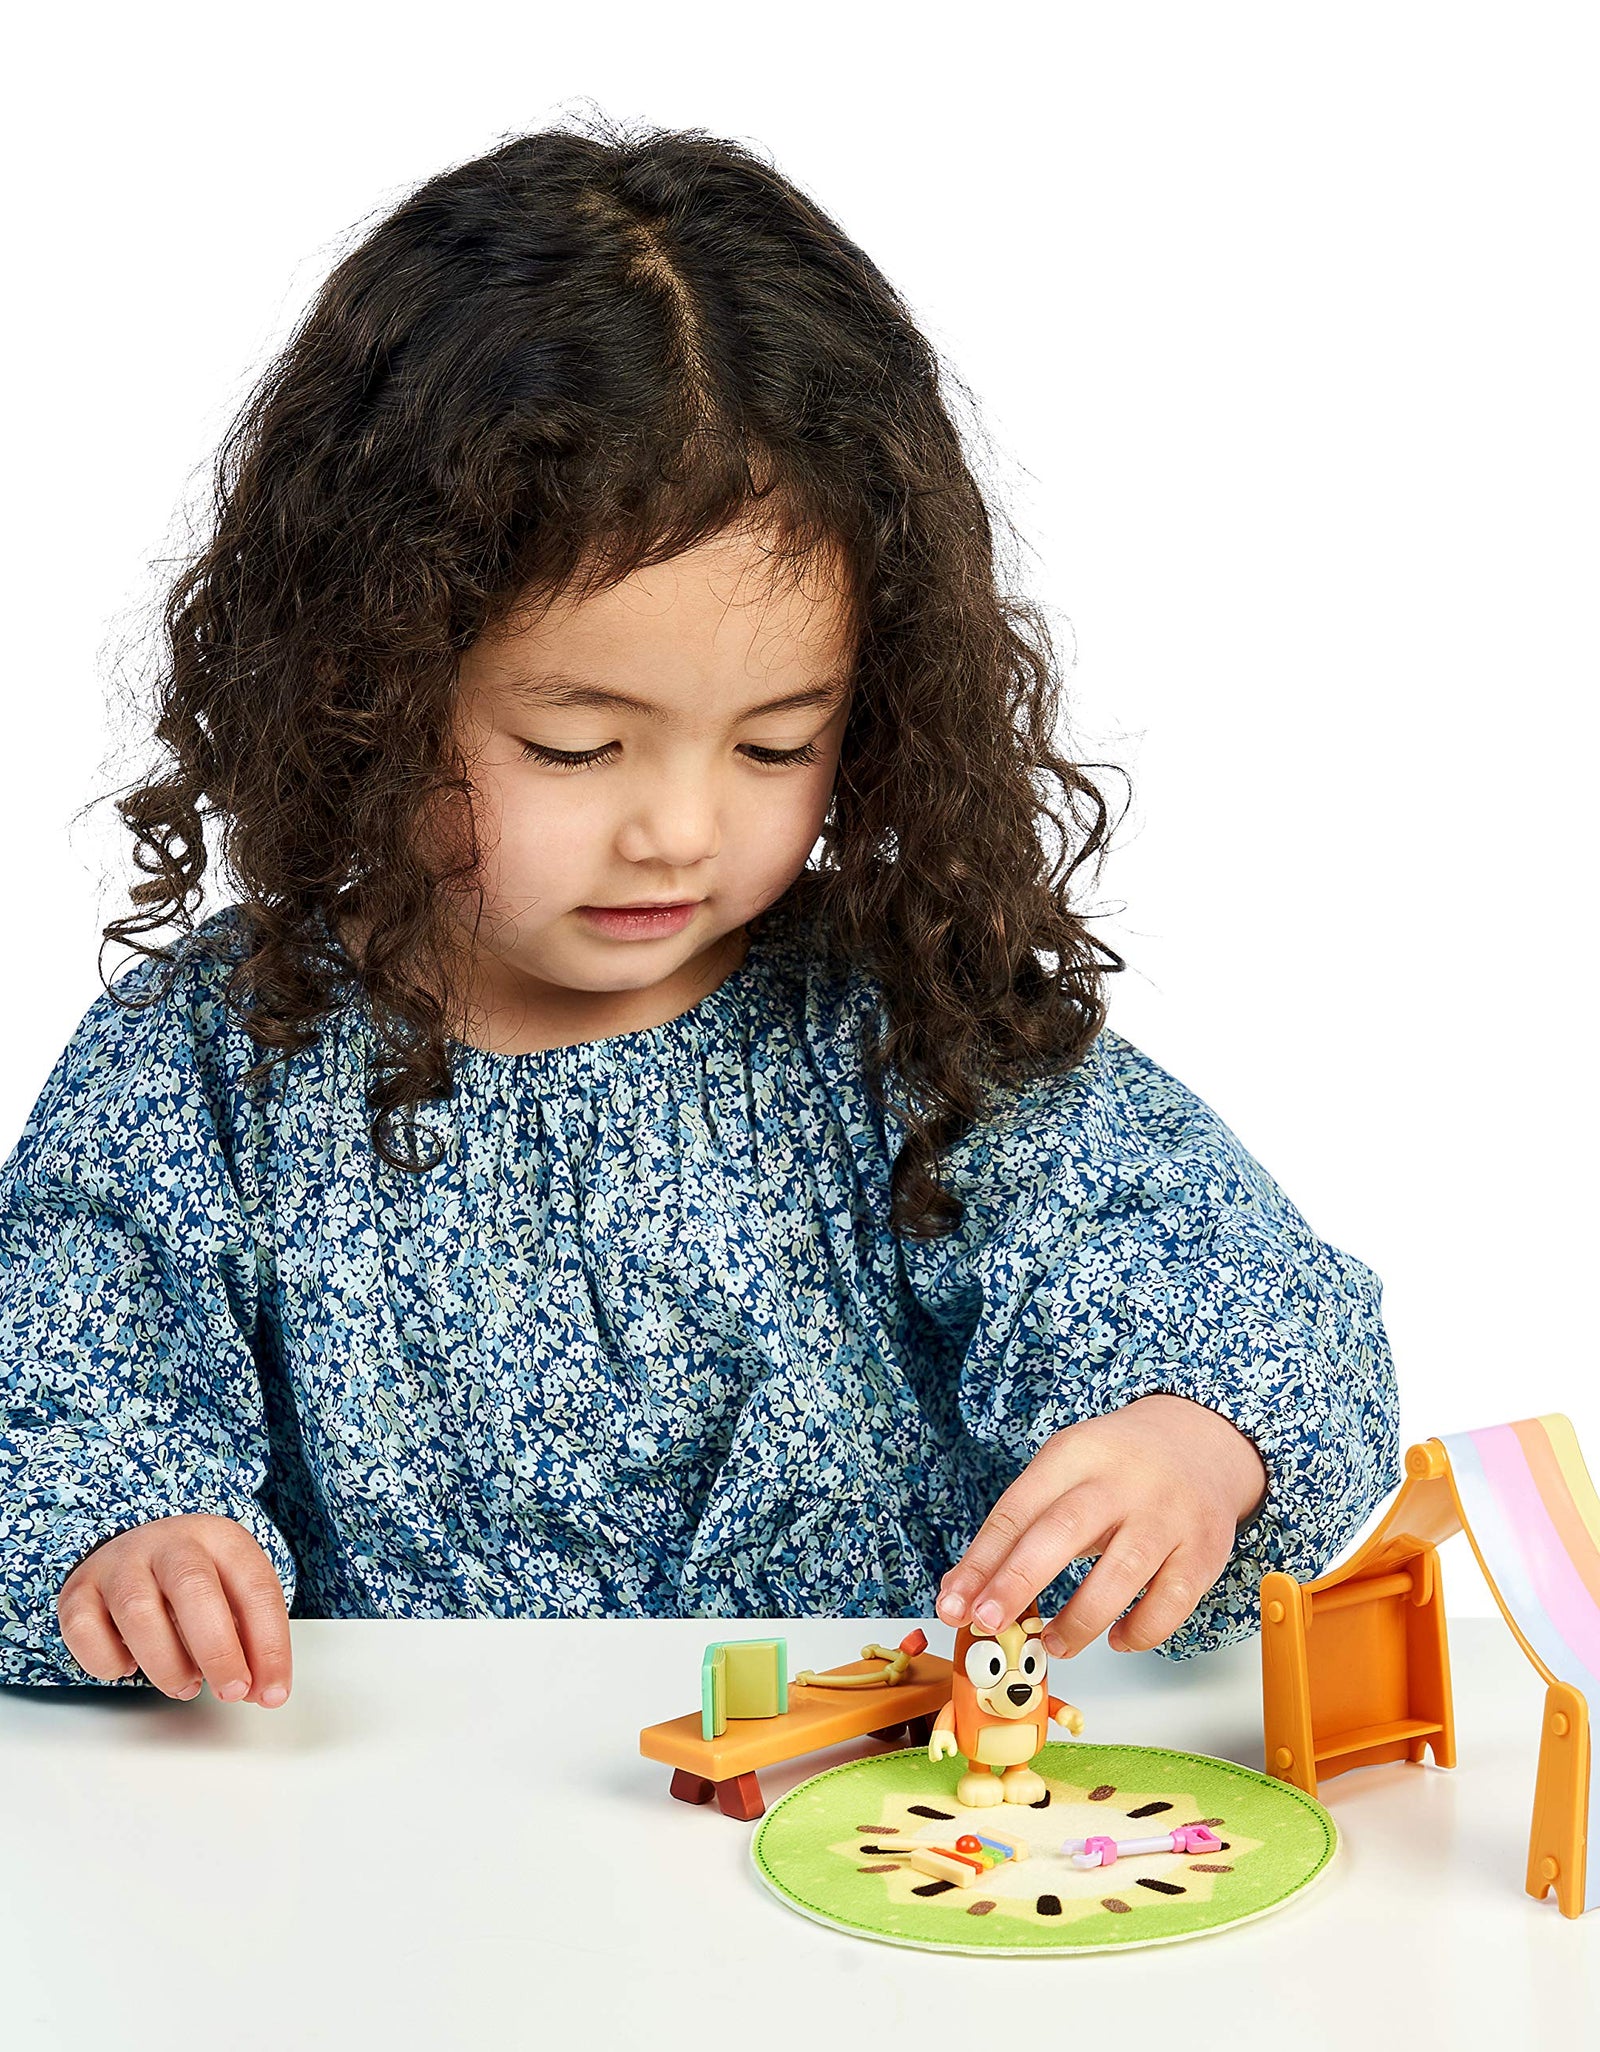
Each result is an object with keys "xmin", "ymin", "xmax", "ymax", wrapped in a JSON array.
[
  {"xmin": 886, "ymin": 1827, "xmax": 1031, "ymax": 1888},
  {"xmin": 1060, "ymin": 1825, "xmax": 1223, "ymax": 1869},
  {"xmin": 795, "ymin": 1631, "xmax": 929, "ymax": 1688}
]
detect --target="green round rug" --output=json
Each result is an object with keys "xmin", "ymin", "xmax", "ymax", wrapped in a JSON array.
[{"xmin": 749, "ymin": 1739, "xmax": 1338, "ymax": 1954}]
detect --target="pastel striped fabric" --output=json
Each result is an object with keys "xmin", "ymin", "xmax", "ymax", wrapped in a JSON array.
[{"xmin": 1440, "ymin": 1414, "xmax": 1600, "ymax": 1908}]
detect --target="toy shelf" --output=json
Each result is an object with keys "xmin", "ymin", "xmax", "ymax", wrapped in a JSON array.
[{"xmin": 1312, "ymin": 1716, "xmax": 1446, "ymax": 1767}]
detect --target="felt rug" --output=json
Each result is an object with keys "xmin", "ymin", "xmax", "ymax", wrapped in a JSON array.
[{"xmin": 750, "ymin": 1739, "xmax": 1337, "ymax": 1954}]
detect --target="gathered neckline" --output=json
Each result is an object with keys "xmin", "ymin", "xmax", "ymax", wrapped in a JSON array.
[
  {"xmin": 205, "ymin": 891, "xmax": 822, "ymax": 1085},
  {"xmin": 444, "ymin": 927, "xmax": 777, "ymax": 1077}
]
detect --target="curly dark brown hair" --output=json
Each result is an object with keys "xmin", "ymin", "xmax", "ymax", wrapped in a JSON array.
[{"xmin": 93, "ymin": 109, "xmax": 1130, "ymax": 1240}]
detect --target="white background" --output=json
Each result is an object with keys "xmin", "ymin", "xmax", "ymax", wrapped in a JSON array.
[
  {"xmin": 3, "ymin": 3, "xmax": 1596, "ymax": 1623},
  {"xmin": 7, "ymin": 1619, "xmax": 1594, "ymax": 2047}
]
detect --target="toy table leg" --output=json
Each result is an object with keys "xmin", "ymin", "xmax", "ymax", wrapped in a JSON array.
[
  {"xmin": 669, "ymin": 1768, "xmax": 716, "ymax": 1806},
  {"xmin": 715, "ymin": 1772, "xmax": 766, "ymax": 1821},
  {"xmin": 869, "ymin": 1711, "xmax": 938, "ymax": 1744}
]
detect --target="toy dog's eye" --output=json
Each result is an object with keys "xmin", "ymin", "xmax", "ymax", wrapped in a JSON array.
[
  {"xmin": 964, "ymin": 1642, "xmax": 1008, "ymax": 1688},
  {"xmin": 1017, "ymin": 1640, "xmax": 1046, "ymax": 1682}
]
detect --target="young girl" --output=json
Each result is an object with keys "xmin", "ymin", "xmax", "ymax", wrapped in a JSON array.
[{"xmin": 0, "ymin": 117, "xmax": 1398, "ymax": 1707}]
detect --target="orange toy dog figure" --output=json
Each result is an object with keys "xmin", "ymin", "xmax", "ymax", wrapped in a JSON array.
[{"xmin": 928, "ymin": 1611, "xmax": 1085, "ymax": 1807}]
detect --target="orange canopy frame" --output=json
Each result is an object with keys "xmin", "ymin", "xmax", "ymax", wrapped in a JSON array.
[{"xmin": 1261, "ymin": 1415, "xmax": 1597, "ymax": 1919}]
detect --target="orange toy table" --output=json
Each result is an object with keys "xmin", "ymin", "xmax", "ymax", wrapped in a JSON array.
[{"xmin": 639, "ymin": 1645, "xmax": 954, "ymax": 1819}]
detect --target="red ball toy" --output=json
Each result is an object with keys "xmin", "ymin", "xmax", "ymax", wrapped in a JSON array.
[{"xmin": 955, "ymin": 1834, "xmax": 982, "ymax": 1854}]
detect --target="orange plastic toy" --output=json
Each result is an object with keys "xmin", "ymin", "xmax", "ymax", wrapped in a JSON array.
[
  {"xmin": 927, "ymin": 1610, "xmax": 1084, "ymax": 1806},
  {"xmin": 640, "ymin": 1630, "xmax": 948, "ymax": 1819},
  {"xmin": 1261, "ymin": 1415, "xmax": 1598, "ymax": 1918}
]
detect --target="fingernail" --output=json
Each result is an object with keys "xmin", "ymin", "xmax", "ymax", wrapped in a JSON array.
[
  {"xmin": 177, "ymin": 1680, "xmax": 202, "ymax": 1699},
  {"xmin": 1042, "ymin": 1634, "xmax": 1066, "ymax": 1658},
  {"xmin": 216, "ymin": 1680, "xmax": 249, "ymax": 1702},
  {"xmin": 935, "ymin": 1593, "xmax": 965, "ymax": 1623},
  {"xmin": 259, "ymin": 1685, "xmax": 288, "ymax": 1708},
  {"xmin": 974, "ymin": 1600, "xmax": 1002, "ymax": 1630}
]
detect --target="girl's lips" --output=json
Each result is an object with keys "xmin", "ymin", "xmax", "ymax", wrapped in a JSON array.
[{"xmin": 575, "ymin": 901, "xmax": 700, "ymax": 938}]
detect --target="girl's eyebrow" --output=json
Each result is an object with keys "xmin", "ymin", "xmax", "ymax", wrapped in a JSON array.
[{"xmin": 504, "ymin": 671, "xmax": 851, "ymax": 725}]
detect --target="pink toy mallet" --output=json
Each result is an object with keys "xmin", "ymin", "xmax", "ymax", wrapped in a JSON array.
[{"xmin": 1060, "ymin": 1825, "xmax": 1222, "ymax": 1869}]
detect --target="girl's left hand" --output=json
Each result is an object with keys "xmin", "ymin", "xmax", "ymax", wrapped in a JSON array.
[{"xmin": 935, "ymin": 1394, "xmax": 1270, "ymax": 1657}]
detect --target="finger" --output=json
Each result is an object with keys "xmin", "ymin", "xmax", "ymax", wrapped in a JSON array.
[
  {"xmin": 1106, "ymin": 1539, "xmax": 1230, "ymax": 1654},
  {"xmin": 963, "ymin": 1484, "xmax": 1121, "ymax": 1634},
  {"xmin": 935, "ymin": 1467, "xmax": 1063, "ymax": 1626},
  {"xmin": 211, "ymin": 1538, "xmax": 293, "ymax": 1708},
  {"xmin": 56, "ymin": 1579, "xmax": 141, "ymax": 1683},
  {"xmin": 1041, "ymin": 1525, "xmax": 1192, "ymax": 1658},
  {"xmin": 146, "ymin": 1529, "xmax": 257, "ymax": 1702},
  {"xmin": 101, "ymin": 1560, "xmax": 210, "ymax": 1699}
]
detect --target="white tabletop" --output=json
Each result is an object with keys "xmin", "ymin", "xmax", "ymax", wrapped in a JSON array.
[{"xmin": 2, "ymin": 1615, "xmax": 1593, "ymax": 2048}]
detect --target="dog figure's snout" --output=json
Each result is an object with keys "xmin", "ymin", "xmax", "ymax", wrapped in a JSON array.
[{"xmin": 1006, "ymin": 1683, "xmax": 1033, "ymax": 1706}]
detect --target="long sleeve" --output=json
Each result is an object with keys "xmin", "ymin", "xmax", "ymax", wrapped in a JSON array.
[
  {"xmin": 0, "ymin": 942, "xmax": 299, "ymax": 1686},
  {"xmin": 897, "ymin": 1024, "xmax": 1400, "ymax": 1659}
]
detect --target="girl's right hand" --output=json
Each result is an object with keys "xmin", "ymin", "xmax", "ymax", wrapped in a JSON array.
[{"xmin": 56, "ymin": 1513, "xmax": 293, "ymax": 1707}]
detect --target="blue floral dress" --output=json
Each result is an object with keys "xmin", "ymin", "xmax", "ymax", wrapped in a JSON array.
[{"xmin": 0, "ymin": 898, "xmax": 1399, "ymax": 1686}]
